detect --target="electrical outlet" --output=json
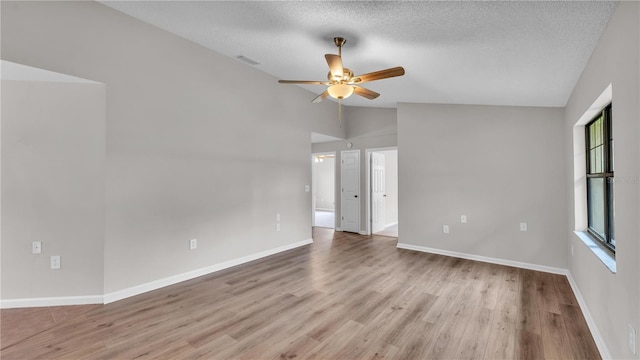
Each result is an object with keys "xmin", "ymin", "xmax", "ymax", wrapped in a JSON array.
[
  {"xmin": 276, "ymin": 213, "xmax": 281, "ymax": 222},
  {"xmin": 276, "ymin": 223, "xmax": 281, "ymax": 232},
  {"xmin": 629, "ymin": 324, "xmax": 637, "ymax": 355},
  {"xmin": 520, "ymin": 222, "xmax": 528, "ymax": 232},
  {"xmin": 443, "ymin": 225, "xmax": 449, "ymax": 234},
  {"xmin": 189, "ymin": 238, "xmax": 197, "ymax": 250},
  {"xmin": 460, "ymin": 215, "xmax": 467, "ymax": 223},
  {"xmin": 32, "ymin": 241, "xmax": 42, "ymax": 254},
  {"xmin": 50, "ymin": 256, "xmax": 61, "ymax": 270}
]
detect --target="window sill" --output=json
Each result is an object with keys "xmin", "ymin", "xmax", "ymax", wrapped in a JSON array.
[{"xmin": 573, "ymin": 231, "xmax": 616, "ymax": 273}]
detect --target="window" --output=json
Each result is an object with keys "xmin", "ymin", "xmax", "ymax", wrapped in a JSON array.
[{"xmin": 585, "ymin": 104, "xmax": 614, "ymax": 252}]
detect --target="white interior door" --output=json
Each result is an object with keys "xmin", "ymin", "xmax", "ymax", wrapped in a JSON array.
[
  {"xmin": 341, "ymin": 150, "xmax": 360, "ymax": 233},
  {"xmin": 371, "ymin": 152, "xmax": 386, "ymax": 234}
]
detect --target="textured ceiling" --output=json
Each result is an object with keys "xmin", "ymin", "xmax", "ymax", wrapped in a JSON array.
[{"xmin": 100, "ymin": 1, "xmax": 617, "ymax": 108}]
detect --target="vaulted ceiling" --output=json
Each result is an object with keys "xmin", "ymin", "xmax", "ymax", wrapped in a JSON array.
[{"xmin": 101, "ymin": 1, "xmax": 617, "ymax": 108}]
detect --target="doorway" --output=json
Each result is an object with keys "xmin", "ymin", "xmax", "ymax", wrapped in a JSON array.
[
  {"xmin": 340, "ymin": 150, "xmax": 361, "ymax": 233},
  {"xmin": 367, "ymin": 148, "xmax": 398, "ymax": 237},
  {"xmin": 312, "ymin": 152, "xmax": 336, "ymax": 229}
]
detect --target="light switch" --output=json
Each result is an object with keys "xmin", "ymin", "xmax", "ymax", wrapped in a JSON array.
[{"xmin": 32, "ymin": 241, "xmax": 42, "ymax": 254}]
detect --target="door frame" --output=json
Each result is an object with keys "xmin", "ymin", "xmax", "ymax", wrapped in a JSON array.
[
  {"xmin": 365, "ymin": 147, "xmax": 398, "ymax": 235},
  {"xmin": 311, "ymin": 151, "xmax": 336, "ymax": 228}
]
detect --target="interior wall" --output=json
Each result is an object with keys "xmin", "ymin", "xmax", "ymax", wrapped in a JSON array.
[
  {"xmin": 313, "ymin": 156, "xmax": 335, "ymax": 211},
  {"xmin": 1, "ymin": 1, "xmax": 340, "ymax": 298},
  {"xmin": 563, "ymin": 2, "xmax": 639, "ymax": 358},
  {"xmin": 346, "ymin": 106, "xmax": 398, "ymax": 139},
  {"xmin": 1, "ymin": 80, "xmax": 105, "ymax": 299},
  {"xmin": 312, "ymin": 106, "xmax": 397, "ymax": 233},
  {"xmin": 397, "ymin": 103, "xmax": 567, "ymax": 268}
]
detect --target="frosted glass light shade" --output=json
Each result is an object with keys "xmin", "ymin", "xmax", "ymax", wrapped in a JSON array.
[{"xmin": 327, "ymin": 84, "xmax": 354, "ymax": 99}]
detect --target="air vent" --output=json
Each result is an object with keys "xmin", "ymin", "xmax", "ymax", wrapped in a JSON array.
[{"xmin": 235, "ymin": 55, "xmax": 261, "ymax": 66}]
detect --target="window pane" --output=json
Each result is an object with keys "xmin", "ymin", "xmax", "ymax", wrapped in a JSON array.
[
  {"xmin": 588, "ymin": 177, "xmax": 605, "ymax": 239},
  {"xmin": 608, "ymin": 177, "xmax": 615, "ymax": 247},
  {"xmin": 595, "ymin": 146, "xmax": 603, "ymax": 173},
  {"xmin": 589, "ymin": 149, "xmax": 596, "ymax": 173}
]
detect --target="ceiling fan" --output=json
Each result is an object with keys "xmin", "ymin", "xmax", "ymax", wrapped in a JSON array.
[{"xmin": 278, "ymin": 37, "xmax": 405, "ymax": 105}]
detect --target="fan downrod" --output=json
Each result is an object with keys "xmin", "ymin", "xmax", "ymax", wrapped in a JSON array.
[{"xmin": 334, "ymin": 37, "xmax": 346, "ymax": 56}]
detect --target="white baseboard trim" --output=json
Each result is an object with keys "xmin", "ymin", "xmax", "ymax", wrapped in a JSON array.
[
  {"xmin": 565, "ymin": 272, "xmax": 612, "ymax": 359},
  {"xmin": 335, "ymin": 227, "xmax": 343, "ymax": 231},
  {"xmin": 314, "ymin": 208, "xmax": 335, "ymax": 212},
  {"xmin": 359, "ymin": 231, "xmax": 368, "ymax": 236},
  {"xmin": 385, "ymin": 221, "xmax": 398, "ymax": 227},
  {"xmin": 1, "ymin": 239, "xmax": 313, "ymax": 309},
  {"xmin": 1, "ymin": 295, "xmax": 103, "ymax": 309},
  {"xmin": 396, "ymin": 242, "xmax": 610, "ymax": 359},
  {"xmin": 103, "ymin": 238, "xmax": 313, "ymax": 304},
  {"xmin": 396, "ymin": 242, "xmax": 568, "ymax": 275}
]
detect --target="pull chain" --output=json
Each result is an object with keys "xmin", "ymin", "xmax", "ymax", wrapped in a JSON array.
[{"xmin": 338, "ymin": 98, "xmax": 342, "ymax": 128}]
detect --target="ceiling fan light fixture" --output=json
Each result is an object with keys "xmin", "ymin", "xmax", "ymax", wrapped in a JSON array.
[{"xmin": 327, "ymin": 83, "xmax": 354, "ymax": 99}]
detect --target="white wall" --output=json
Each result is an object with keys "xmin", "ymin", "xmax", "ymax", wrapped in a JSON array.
[
  {"xmin": 397, "ymin": 103, "xmax": 567, "ymax": 268},
  {"xmin": 1, "ymin": 80, "xmax": 105, "ymax": 300},
  {"xmin": 1, "ymin": 1, "xmax": 340, "ymax": 301},
  {"xmin": 564, "ymin": 2, "xmax": 639, "ymax": 358},
  {"xmin": 346, "ymin": 106, "xmax": 398, "ymax": 139}
]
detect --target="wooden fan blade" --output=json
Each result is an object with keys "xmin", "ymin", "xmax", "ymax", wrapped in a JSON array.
[
  {"xmin": 278, "ymin": 80, "xmax": 329, "ymax": 85},
  {"xmin": 325, "ymin": 54, "xmax": 344, "ymax": 79},
  {"xmin": 312, "ymin": 90, "xmax": 330, "ymax": 103},
  {"xmin": 351, "ymin": 66, "xmax": 405, "ymax": 84},
  {"xmin": 353, "ymin": 86, "xmax": 380, "ymax": 100}
]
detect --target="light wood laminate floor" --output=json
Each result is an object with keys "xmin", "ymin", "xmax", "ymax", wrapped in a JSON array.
[{"xmin": 1, "ymin": 228, "xmax": 600, "ymax": 359}]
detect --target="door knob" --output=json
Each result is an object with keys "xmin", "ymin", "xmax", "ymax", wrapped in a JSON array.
[
  {"xmin": 354, "ymin": 195, "xmax": 358, "ymax": 198},
  {"xmin": 383, "ymin": 194, "xmax": 387, "ymax": 197}
]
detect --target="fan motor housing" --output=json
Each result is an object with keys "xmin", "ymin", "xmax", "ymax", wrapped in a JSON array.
[{"xmin": 327, "ymin": 68, "xmax": 353, "ymax": 83}]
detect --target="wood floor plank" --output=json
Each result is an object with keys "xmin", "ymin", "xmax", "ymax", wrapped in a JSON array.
[
  {"xmin": 475, "ymin": 262, "xmax": 503, "ymax": 310},
  {"xmin": 422, "ymin": 281, "xmax": 463, "ymax": 324},
  {"xmin": 517, "ymin": 269, "xmax": 543, "ymax": 335},
  {"xmin": 384, "ymin": 291, "xmax": 437, "ymax": 347},
  {"xmin": 1, "ymin": 228, "xmax": 601, "ymax": 360},
  {"xmin": 560, "ymin": 303, "xmax": 601, "ymax": 360},
  {"xmin": 304, "ymin": 319, "xmax": 365, "ymax": 359},
  {"xmin": 424, "ymin": 283, "xmax": 482, "ymax": 359},
  {"xmin": 553, "ymin": 274, "xmax": 580, "ymax": 306},
  {"xmin": 483, "ymin": 303, "xmax": 518, "ymax": 360},
  {"xmin": 304, "ymin": 304, "xmax": 353, "ymax": 343},
  {"xmin": 517, "ymin": 329, "xmax": 545, "ymax": 360},
  {"xmin": 536, "ymin": 271, "xmax": 562, "ymax": 315},
  {"xmin": 541, "ymin": 311, "xmax": 575, "ymax": 360},
  {"xmin": 455, "ymin": 306, "xmax": 492, "ymax": 359},
  {"xmin": 239, "ymin": 334, "xmax": 319, "ymax": 360}
]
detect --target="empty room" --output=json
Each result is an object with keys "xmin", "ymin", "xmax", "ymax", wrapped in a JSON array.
[{"xmin": 1, "ymin": 1, "xmax": 639, "ymax": 359}]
